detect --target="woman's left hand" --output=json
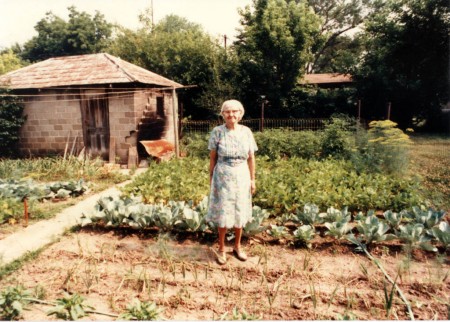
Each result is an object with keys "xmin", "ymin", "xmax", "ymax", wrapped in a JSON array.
[{"xmin": 251, "ymin": 180, "xmax": 256, "ymax": 195}]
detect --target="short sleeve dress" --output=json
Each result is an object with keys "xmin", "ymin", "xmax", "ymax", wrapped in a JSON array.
[{"xmin": 206, "ymin": 124, "xmax": 258, "ymax": 228}]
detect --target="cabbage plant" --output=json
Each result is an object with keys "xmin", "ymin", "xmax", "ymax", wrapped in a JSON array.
[
  {"xmin": 294, "ymin": 203, "xmax": 323, "ymax": 225},
  {"xmin": 355, "ymin": 215, "xmax": 396, "ymax": 246},
  {"xmin": 396, "ymin": 223, "xmax": 437, "ymax": 252},
  {"xmin": 293, "ymin": 225, "xmax": 315, "ymax": 248},
  {"xmin": 430, "ymin": 221, "xmax": 450, "ymax": 249},
  {"xmin": 324, "ymin": 220, "xmax": 352, "ymax": 240},
  {"xmin": 244, "ymin": 206, "xmax": 269, "ymax": 236}
]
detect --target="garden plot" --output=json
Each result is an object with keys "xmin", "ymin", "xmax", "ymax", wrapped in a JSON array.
[{"xmin": 1, "ymin": 228, "xmax": 448, "ymax": 320}]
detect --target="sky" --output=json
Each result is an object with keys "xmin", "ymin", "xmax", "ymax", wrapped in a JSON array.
[{"xmin": 0, "ymin": 0, "xmax": 253, "ymax": 49}]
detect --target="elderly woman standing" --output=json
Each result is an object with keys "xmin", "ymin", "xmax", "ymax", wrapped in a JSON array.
[{"xmin": 206, "ymin": 99, "xmax": 258, "ymax": 265}]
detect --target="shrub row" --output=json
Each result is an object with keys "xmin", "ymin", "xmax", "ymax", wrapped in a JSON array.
[{"xmin": 181, "ymin": 118, "xmax": 411, "ymax": 176}]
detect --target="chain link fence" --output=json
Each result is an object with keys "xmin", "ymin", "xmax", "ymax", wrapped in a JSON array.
[{"xmin": 181, "ymin": 118, "xmax": 328, "ymax": 135}]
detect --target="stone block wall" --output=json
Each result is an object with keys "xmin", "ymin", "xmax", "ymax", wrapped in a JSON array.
[
  {"xmin": 108, "ymin": 92, "xmax": 138, "ymax": 163},
  {"xmin": 19, "ymin": 90, "xmax": 83, "ymax": 156}
]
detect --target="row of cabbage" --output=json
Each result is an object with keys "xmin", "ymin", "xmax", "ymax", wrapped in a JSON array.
[
  {"xmin": 0, "ymin": 179, "xmax": 89, "ymax": 200},
  {"xmin": 81, "ymin": 195, "xmax": 448, "ymax": 252}
]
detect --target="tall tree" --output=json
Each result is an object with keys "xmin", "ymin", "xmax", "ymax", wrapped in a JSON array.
[
  {"xmin": 109, "ymin": 14, "xmax": 232, "ymax": 118},
  {"xmin": 20, "ymin": 6, "xmax": 113, "ymax": 62},
  {"xmin": 0, "ymin": 50, "xmax": 26, "ymax": 75},
  {"xmin": 354, "ymin": 0, "xmax": 449, "ymax": 130},
  {"xmin": 234, "ymin": 0, "xmax": 320, "ymax": 116},
  {"xmin": 305, "ymin": 0, "xmax": 370, "ymax": 73}
]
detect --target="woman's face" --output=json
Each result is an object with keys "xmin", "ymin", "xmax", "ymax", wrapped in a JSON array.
[{"xmin": 222, "ymin": 108, "xmax": 242, "ymax": 127}]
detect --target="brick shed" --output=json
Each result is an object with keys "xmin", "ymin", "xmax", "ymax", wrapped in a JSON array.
[{"xmin": 0, "ymin": 53, "xmax": 183, "ymax": 164}]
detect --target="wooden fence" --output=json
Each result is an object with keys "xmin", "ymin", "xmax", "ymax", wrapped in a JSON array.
[{"xmin": 181, "ymin": 118, "xmax": 328, "ymax": 135}]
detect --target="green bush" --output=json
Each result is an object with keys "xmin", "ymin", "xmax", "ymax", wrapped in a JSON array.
[
  {"xmin": 254, "ymin": 129, "xmax": 321, "ymax": 160},
  {"xmin": 0, "ymin": 90, "xmax": 26, "ymax": 157},
  {"xmin": 320, "ymin": 115, "xmax": 355, "ymax": 159},
  {"xmin": 180, "ymin": 133, "xmax": 210, "ymax": 158},
  {"xmin": 352, "ymin": 120, "xmax": 412, "ymax": 175}
]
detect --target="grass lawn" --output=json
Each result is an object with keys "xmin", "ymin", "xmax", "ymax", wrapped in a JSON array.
[{"xmin": 409, "ymin": 134, "xmax": 450, "ymax": 213}]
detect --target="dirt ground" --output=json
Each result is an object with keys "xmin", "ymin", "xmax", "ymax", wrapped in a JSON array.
[{"xmin": 1, "ymin": 226, "xmax": 448, "ymax": 321}]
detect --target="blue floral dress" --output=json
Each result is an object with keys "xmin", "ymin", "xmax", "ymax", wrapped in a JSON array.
[{"xmin": 206, "ymin": 124, "xmax": 258, "ymax": 228}]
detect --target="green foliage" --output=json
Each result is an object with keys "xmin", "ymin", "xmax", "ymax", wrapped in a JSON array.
[
  {"xmin": 121, "ymin": 157, "xmax": 209, "ymax": 205},
  {"xmin": 267, "ymin": 224, "xmax": 289, "ymax": 240},
  {"xmin": 235, "ymin": 0, "xmax": 321, "ymax": 115},
  {"xmin": 430, "ymin": 222, "xmax": 450, "ymax": 249},
  {"xmin": 293, "ymin": 203, "xmax": 323, "ymax": 226},
  {"xmin": 21, "ymin": 6, "xmax": 113, "ymax": 62},
  {"xmin": 0, "ymin": 198, "xmax": 23, "ymax": 223},
  {"xmin": 306, "ymin": 0, "xmax": 370, "ymax": 73},
  {"xmin": 0, "ymin": 179, "xmax": 88, "ymax": 201},
  {"xmin": 320, "ymin": 206, "xmax": 351, "ymax": 224},
  {"xmin": 0, "ymin": 285, "xmax": 32, "ymax": 320},
  {"xmin": 404, "ymin": 206, "xmax": 446, "ymax": 229},
  {"xmin": 254, "ymin": 129, "xmax": 321, "ymax": 160},
  {"xmin": 109, "ymin": 15, "xmax": 228, "ymax": 118},
  {"xmin": 288, "ymin": 86, "xmax": 358, "ymax": 118},
  {"xmin": 357, "ymin": 120, "xmax": 412, "ymax": 175},
  {"xmin": 293, "ymin": 225, "xmax": 315, "ymax": 248},
  {"xmin": 320, "ymin": 116, "xmax": 355, "ymax": 159},
  {"xmin": 324, "ymin": 219, "xmax": 352, "ymax": 240},
  {"xmin": 180, "ymin": 133, "xmax": 210, "ymax": 158},
  {"xmin": 355, "ymin": 0, "xmax": 449, "ymax": 130},
  {"xmin": 383, "ymin": 210, "xmax": 403, "ymax": 230},
  {"xmin": 47, "ymin": 292, "xmax": 93, "ymax": 320},
  {"xmin": 256, "ymin": 157, "xmax": 421, "ymax": 213},
  {"xmin": 244, "ymin": 206, "xmax": 269, "ymax": 236},
  {"xmin": 82, "ymin": 195, "xmax": 267, "ymax": 236},
  {"xmin": 383, "ymin": 276, "xmax": 398, "ymax": 318},
  {"xmin": 0, "ymin": 156, "xmax": 128, "ymax": 183},
  {"xmin": 220, "ymin": 306, "xmax": 260, "ymax": 320},
  {"xmin": 119, "ymin": 298, "xmax": 160, "ymax": 321},
  {"xmin": 0, "ymin": 50, "xmax": 25, "ymax": 75},
  {"xmin": 122, "ymin": 153, "xmax": 421, "ymax": 215},
  {"xmin": 353, "ymin": 215, "xmax": 396, "ymax": 246},
  {"xmin": 395, "ymin": 223, "xmax": 437, "ymax": 252},
  {"xmin": 0, "ymin": 90, "xmax": 26, "ymax": 157}
]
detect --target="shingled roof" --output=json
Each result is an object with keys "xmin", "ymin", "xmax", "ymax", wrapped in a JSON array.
[
  {"xmin": 0, "ymin": 53, "xmax": 183, "ymax": 89},
  {"xmin": 300, "ymin": 73, "xmax": 352, "ymax": 85}
]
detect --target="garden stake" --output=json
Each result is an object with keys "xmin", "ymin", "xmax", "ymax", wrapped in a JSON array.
[{"xmin": 23, "ymin": 197, "xmax": 28, "ymax": 227}]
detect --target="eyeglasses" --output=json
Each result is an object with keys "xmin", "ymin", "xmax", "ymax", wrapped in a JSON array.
[{"xmin": 223, "ymin": 109, "xmax": 241, "ymax": 115}]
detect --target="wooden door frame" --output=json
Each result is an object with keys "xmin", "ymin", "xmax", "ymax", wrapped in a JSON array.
[{"xmin": 79, "ymin": 90, "xmax": 110, "ymax": 160}]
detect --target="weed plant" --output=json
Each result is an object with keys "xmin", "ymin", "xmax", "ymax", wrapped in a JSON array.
[
  {"xmin": 119, "ymin": 298, "xmax": 160, "ymax": 320},
  {"xmin": 0, "ymin": 156, "xmax": 128, "ymax": 183},
  {"xmin": 47, "ymin": 292, "xmax": 93, "ymax": 320},
  {"xmin": 0, "ymin": 285, "xmax": 32, "ymax": 320}
]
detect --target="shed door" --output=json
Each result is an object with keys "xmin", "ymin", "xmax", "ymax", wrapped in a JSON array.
[{"xmin": 81, "ymin": 96, "xmax": 110, "ymax": 160}]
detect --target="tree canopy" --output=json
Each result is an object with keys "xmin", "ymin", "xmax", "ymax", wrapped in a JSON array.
[
  {"xmin": 306, "ymin": 0, "xmax": 370, "ymax": 73},
  {"xmin": 355, "ymin": 0, "xmax": 449, "ymax": 130},
  {"xmin": 1, "ymin": 1, "xmax": 447, "ymax": 130},
  {"xmin": 20, "ymin": 6, "xmax": 113, "ymax": 62},
  {"xmin": 0, "ymin": 50, "xmax": 26, "ymax": 75},
  {"xmin": 234, "ymin": 0, "xmax": 320, "ymax": 116},
  {"xmin": 109, "ymin": 14, "xmax": 231, "ymax": 118}
]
